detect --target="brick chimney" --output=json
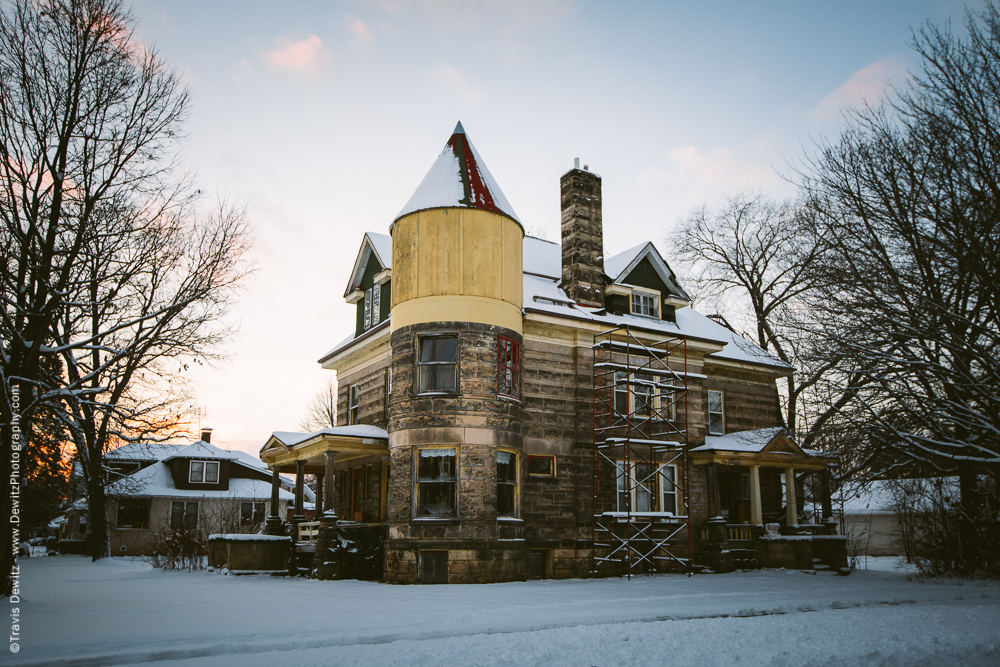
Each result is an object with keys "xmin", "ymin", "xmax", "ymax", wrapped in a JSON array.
[
  {"xmin": 560, "ymin": 160, "xmax": 604, "ymax": 307},
  {"xmin": 201, "ymin": 428, "xmax": 213, "ymax": 444}
]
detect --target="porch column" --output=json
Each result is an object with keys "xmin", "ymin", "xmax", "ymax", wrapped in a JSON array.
[
  {"xmin": 785, "ymin": 467, "xmax": 798, "ymax": 527},
  {"xmin": 264, "ymin": 468, "xmax": 284, "ymax": 535},
  {"xmin": 323, "ymin": 451, "xmax": 337, "ymax": 519},
  {"xmin": 293, "ymin": 459, "xmax": 306, "ymax": 522},
  {"xmin": 749, "ymin": 465, "xmax": 763, "ymax": 525},
  {"xmin": 706, "ymin": 463, "xmax": 722, "ymax": 519},
  {"xmin": 315, "ymin": 472, "xmax": 324, "ymax": 516}
]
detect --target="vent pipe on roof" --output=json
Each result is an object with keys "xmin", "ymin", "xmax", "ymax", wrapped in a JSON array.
[
  {"xmin": 201, "ymin": 428, "xmax": 213, "ymax": 444},
  {"xmin": 574, "ymin": 157, "xmax": 580, "ymax": 169}
]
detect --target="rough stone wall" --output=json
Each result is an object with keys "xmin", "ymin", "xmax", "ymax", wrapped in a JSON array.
[
  {"xmin": 702, "ymin": 364, "xmax": 783, "ymax": 436},
  {"xmin": 560, "ymin": 168, "xmax": 604, "ymax": 307},
  {"xmin": 337, "ymin": 355, "xmax": 390, "ymax": 429}
]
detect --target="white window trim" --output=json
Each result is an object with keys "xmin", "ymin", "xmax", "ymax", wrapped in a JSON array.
[
  {"xmin": 188, "ymin": 460, "xmax": 219, "ymax": 484},
  {"xmin": 615, "ymin": 462, "xmax": 678, "ymax": 515},
  {"xmin": 708, "ymin": 389, "xmax": 725, "ymax": 435},
  {"xmin": 349, "ymin": 384, "xmax": 360, "ymax": 425},
  {"xmin": 629, "ymin": 288, "xmax": 661, "ymax": 319},
  {"xmin": 614, "ymin": 372, "xmax": 676, "ymax": 422},
  {"xmin": 372, "ymin": 284, "xmax": 381, "ymax": 326},
  {"xmin": 364, "ymin": 288, "xmax": 373, "ymax": 329}
]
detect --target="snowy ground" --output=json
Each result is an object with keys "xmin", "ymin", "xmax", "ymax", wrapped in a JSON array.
[{"xmin": 13, "ymin": 555, "xmax": 1000, "ymax": 667}]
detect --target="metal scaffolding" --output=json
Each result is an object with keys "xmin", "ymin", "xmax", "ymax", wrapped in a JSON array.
[{"xmin": 591, "ymin": 324, "xmax": 691, "ymax": 577}]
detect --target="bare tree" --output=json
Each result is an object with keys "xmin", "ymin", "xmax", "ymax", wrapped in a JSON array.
[
  {"xmin": 0, "ymin": 0, "xmax": 251, "ymax": 579},
  {"xmin": 798, "ymin": 2, "xmax": 1000, "ymax": 566},
  {"xmin": 668, "ymin": 192, "xmax": 863, "ymax": 451},
  {"xmin": 299, "ymin": 377, "xmax": 337, "ymax": 432}
]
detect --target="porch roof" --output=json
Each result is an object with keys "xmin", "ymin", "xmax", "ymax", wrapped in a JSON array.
[
  {"xmin": 260, "ymin": 425, "xmax": 389, "ymax": 473},
  {"xmin": 690, "ymin": 427, "xmax": 837, "ymax": 471}
]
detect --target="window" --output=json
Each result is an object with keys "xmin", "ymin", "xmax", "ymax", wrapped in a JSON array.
[
  {"xmin": 349, "ymin": 384, "xmax": 360, "ymax": 425},
  {"xmin": 614, "ymin": 372, "xmax": 654, "ymax": 420},
  {"xmin": 417, "ymin": 335, "xmax": 458, "ymax": 394},
  {"xmin": 78, "ymin": 514, "xmax": 88, "ymax": 534},
  {"xmin": 416, "ymin": 448, "xmax": 457, "ymax": 518},
  {"xmin": 240, "ymin": 502, "xmax": 266, "ymax": 527},
  {"xmin": 616, "ymin": 463, "xmax": 677, "ymax": 514},
  {"xmin": 364, "ymin": 288, "xmax": 372, "ymax": 329},
  {"xmin": 372, "ymin": 284, "xmax": 381, "ymax": 326},
  {"xmin": 708, "ymin": 390, "xmax": 725, "ymax": 435},
  {"xmin": 189, "ymin": 460, "xmax": 219, "ymax": 484},
  {"xmin": 170, "ymin": 501, "xmax": 199, "ymax": 530},
  {"xmin": 631, "ymin": 291, "xmax": 659, "ymax": 318},
  {"xmin": 497, "ymin": 336, "xmax": 521, "ymax": 399},
  {"xmin": 497, "ymin": 451, "xmax": 517, "ymax": 517},
  {"xmin": 116, "ymin": 499, "xmax": 150, "ymax": 529},
  {"xmin": 526, "ymin": 455, "xmax": 556, "ymax": 478}
]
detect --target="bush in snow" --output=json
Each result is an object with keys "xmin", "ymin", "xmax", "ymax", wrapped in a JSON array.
[{"xmin": 147, "ymin": 527, "xmax": 207, "ymax": 571}]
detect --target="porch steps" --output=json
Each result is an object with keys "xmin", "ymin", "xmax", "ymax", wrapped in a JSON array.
[{"xmin": 813, "ymin": 557, "xmax": 831, "ymax": 572}]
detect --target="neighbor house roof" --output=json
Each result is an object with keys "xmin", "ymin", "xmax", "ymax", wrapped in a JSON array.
[
  {"xmin": 163, "ymin": 440, "xmax": 239, "ymax": 462},
  {"xmin": 394, "ymin": 121, "xmax": 520, "ymax": 224},
  {"xmin": 107, "ymin": 461, "xmax": 293, "ymax": 501}
]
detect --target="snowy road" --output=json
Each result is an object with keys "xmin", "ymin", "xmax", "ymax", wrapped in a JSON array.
[{"xmin": 14, "ymin": 556, "xmax": 1000, "ymax": 666}]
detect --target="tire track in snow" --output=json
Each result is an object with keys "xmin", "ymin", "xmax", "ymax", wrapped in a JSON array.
[{"xmin": 11, "ymin": 595, "xmax": 999, "ymax": 667}]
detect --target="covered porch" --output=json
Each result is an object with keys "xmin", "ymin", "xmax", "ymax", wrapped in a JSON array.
[
  {"xmin": 691, "ymin": 428, "xmax": 845, "ymax": 573},
  {"xmin": 258, "ymin": 425, "xmax": 389, "ymax": 578}
]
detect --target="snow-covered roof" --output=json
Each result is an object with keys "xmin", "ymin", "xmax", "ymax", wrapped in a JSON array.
[
  {"xmin": 522, "ymin": 272, "xmax": 790, "ymax": 369},
  {"xmin": 394, "ymin": 121, "xmax": 520, "ymax": 224},
  {"xmin": 691, "ymin": 427, "xmax": 788, "ymax": 453},
  {"xmin": 524, "ymin": 236, "xmax": 560, "ymax": 278},
  {"xmin": 343, "ymin": 232, "xmax": 393, "ymax": 298},
  {"xmin": 841, "ymin": 482, "xmax": 898, "ymax": 514},
  {"xmin": 163, "ymin": 440, "xmax": 239, "ymax": 462},
  {"xmin": 227, "ymin": 449, "xmax": 270, "ymax": 473},
  {"xmin": 104, "ymin": 442, "xmax": 181, "ymax": 462},
  {"xmin": 602, "ymin": 241, "xmax": 690, "ymax": 300},
  {"xmin": 107, "ymin": 461, "xmax": 293, "ymax": 501},
  {"xmin": 269, "ymin": 425, "xmax": 389, "ymax": 449}
]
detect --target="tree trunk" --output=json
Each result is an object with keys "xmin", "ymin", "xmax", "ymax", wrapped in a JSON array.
[
  {"xmin": 87, "ymin": 456, "xmax": 111, "ymax": 561},
  {"xmin": 958, "ymin": 464, "xmax": 980, "ymax": 568}
]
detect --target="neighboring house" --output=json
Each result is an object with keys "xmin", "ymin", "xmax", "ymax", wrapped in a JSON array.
[
  {"xmin": 261, "ymin": 123, "xmax": 840, "ymax": 583},
  {"xmin": 842, "ymin": 482, "xmax": 902, "ymax": 557},
  {"xmin": 58, "ymin": 431, "xmax": 296, "ymax": 557}
]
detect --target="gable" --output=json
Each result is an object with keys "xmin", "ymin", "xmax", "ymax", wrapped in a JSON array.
[{"xmin": 343, "ymin": 233, "xmax": 391, "ymax": 297}]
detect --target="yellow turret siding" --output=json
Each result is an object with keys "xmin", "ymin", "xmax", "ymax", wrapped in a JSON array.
[{"xmin": 391, "ymin": 207, "xmax": 523, "ymax": 333}]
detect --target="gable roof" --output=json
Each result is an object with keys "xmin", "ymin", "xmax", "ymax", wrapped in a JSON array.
[
  {"xmin": 343, "ymin": 232, "xmax": 392, "ymax": 298},
  {"xmin": 163, "ymin": 440, "xmax": 239, "ymax": 462},
  {"xmin": 394, "ymin": 122, "xmax": 520, "ymax": 225},
  {"xmin": 604, "ymin": 241, "xmax": 690, "ymax": 300}
]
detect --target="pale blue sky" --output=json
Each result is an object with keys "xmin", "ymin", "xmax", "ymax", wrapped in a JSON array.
[{"xmin": 127, "ymin": 0, "xmax": 985, "ymax": 453}]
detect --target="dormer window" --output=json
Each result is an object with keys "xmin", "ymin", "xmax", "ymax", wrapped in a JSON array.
[
  {"xmin": 631, "ymin": 290, "xmax": 660, "ymax": 318},
  {"xmin": 189, "ymin": 460, "xmax": 219, "ymax": 484}
]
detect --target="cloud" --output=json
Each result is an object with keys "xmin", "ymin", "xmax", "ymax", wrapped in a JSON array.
[
  {"xmin": 266, "ymin": 35, "xmax": 332, "ymax": 74},
  {"xmin": 431, "ymin": 65, "xmax": 482, "ymax": 104},
  {"xmin": 813, "ymin": 56, "xmax": 907, "ymax": 122},
  {"xmin": 345, "ymin": 15, "xmax": 374, "ymax": 46}
]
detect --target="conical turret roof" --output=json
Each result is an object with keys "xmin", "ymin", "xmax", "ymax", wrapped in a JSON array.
[{"xmin": 394, "ymin": 122, "xmax": 520, "ymax": 224}]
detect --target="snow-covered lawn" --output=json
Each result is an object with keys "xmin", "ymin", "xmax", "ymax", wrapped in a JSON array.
[{"xmin": 14, "ymin": 555, "xmax": 1000, "ymax": 667}]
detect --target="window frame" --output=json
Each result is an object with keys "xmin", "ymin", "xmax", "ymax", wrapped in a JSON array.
[
  {"xmin": 414, "ymin": 446, "xmax": 459, "ymax": 519},
  {"xmin": 364, "ymin": 288, "xmax": 372, "ymax": 329},
  {"xmin": 707, "ymin": 389, "xmax": 725, "ymax": 435},
  {"xmin": 630, "ymin": 289, "xmax": 661, "ymax": 319},
  {"xmin": 526, "ymin": 454, "xmax": 556, "ymax": 478},
  {"xmin": 496, "ymin": 449, "xmax": 518, "ymax": 517},
  {"xmin": 240, "ymin": 501, "xmax": 266, "ymax": 527},
  {"xmin": 188, "ymin": 460, "xmax": 219, "ymax": 484},
  {"xmin": 170, "ymin": 501, "xmax": 199, "ymax": 530},
  {"xmin": 116, "ymin": 498, "xmax": 151, "ymax": 530},
  {"xmin": 349, "ymin": 383, "xmax": 360, "ymax": 425},
  {"xmin": 496, "ymin": 336, "xmax": 521, "ymax": 400},
  {"xmin": 371, "ymin": 283, "xmax": 381, "ymax": 326},
  {"xmin": 615, "ymin": 462, "xmax": 678, "ymax": 515},
  {"xmin": 415, "ymin": 333, "xmax": 459, "ymax": 396}
]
